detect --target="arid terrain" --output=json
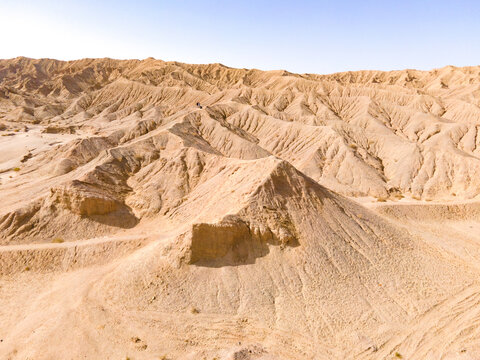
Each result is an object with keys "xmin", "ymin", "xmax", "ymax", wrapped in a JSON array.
[{"xmin": 1, "ymin": 57, "xmax": 480, "ymax": 359}]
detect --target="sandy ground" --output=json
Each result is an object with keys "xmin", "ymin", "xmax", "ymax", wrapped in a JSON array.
[{"xmin": 0, "ymin": 126, "xmax": 80, "ymax": 184}]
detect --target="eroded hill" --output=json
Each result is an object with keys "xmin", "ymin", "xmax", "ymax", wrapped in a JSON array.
[{"xmin": 1, "ymin": 58, "xmax": 480, "ymax": 359}]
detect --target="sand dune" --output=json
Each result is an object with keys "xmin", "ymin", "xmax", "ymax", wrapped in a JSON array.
[{"xmin": 1, "ymin": 57, "xmax": 480, "ymax": 359}]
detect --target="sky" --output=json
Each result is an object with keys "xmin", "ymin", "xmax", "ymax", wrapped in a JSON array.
[{"xmin": 0, "ymin": 0, "xmax": 479, "ymax": 74}]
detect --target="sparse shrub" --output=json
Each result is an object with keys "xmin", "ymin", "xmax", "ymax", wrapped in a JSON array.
[
  {"xmin": 376, "ymin": 197, "xmax": 387, "ymax": 202},
  {"xmin": 190, "ymin": 307, "xmax": 200, "ymax": 314},
  {"xmin": 24, "ymin": 266, "xmax": 30, "ymax": 271},
  {"xmin": 394, "ymin": 352, "xmax": 403, "ymax": 358},
  {"xmin": 349, "ymin": 143, "xmax": 358, "ymax": 150},
  {"xmin": 13, "ymin": 167, "xmax": 20, "ymax": 172},
  {"xmin": 52, "ymin": 238, "xmax": 64, "ymax": 243}
]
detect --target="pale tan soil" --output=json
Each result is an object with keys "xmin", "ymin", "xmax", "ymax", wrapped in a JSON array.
[{"xmin": 1, "ymin": 57, "xmax": 480, "ymax": 359}]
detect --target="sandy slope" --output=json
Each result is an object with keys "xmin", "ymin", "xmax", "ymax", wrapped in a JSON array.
[{"xmin": 1, "ymin": 57, "xmax": 480, "ymax": 359}]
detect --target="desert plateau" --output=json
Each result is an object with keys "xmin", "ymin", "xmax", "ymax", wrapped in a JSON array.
[{"xmin": 1, "ymin": 57, "xmax": 480, "ymax": 359}]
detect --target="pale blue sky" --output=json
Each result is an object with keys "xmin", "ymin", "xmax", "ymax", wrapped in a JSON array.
[{"xmin": 0, "ymin": 0, "xmax": 479, "ymax": 74}]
